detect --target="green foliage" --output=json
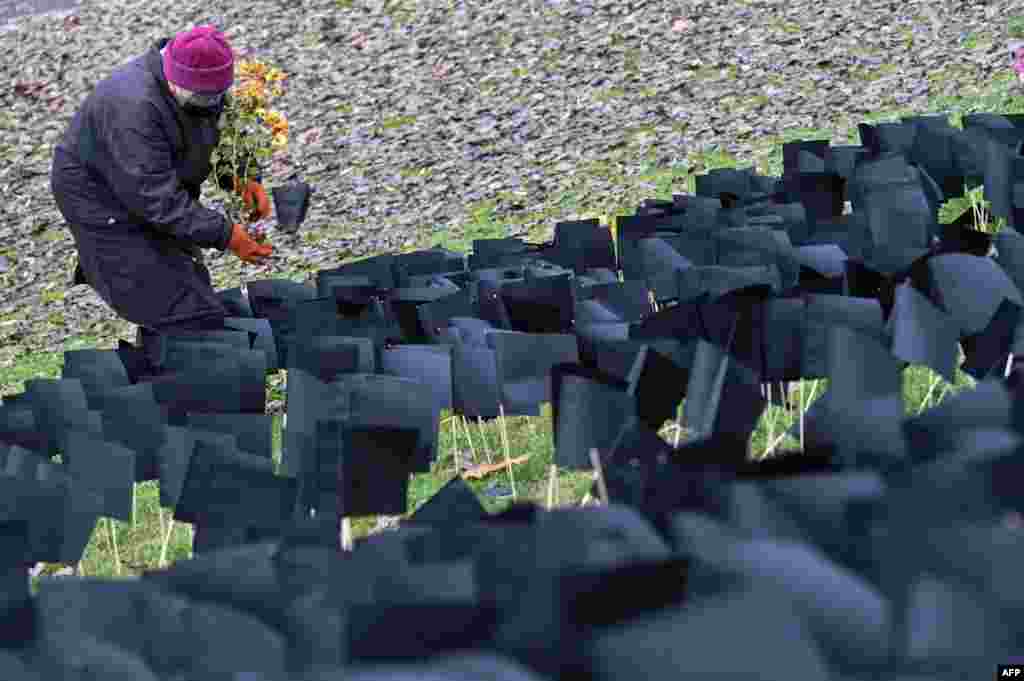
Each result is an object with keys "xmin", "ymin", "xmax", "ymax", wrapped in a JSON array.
[
  {"xmin": 1009, "ymin": 15, "xmax": 1024, "ymax": 39},
  {"xmin": 938, "ymin": 184, "xmax": 1009, "ymax": 234}
]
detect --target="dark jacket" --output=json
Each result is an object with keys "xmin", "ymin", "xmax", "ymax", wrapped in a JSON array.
[{"xmin": 50, "ymin": 37, "xmax": 259, "ymax": 329}]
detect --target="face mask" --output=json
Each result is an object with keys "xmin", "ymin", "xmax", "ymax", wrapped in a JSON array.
[
  {"xmin": 181, "ymin": 100, "xmax": 222, "ymax": 117},
  {"xmin": 167, "ymin": 79, "xmax": 226, "ymax": 117},
  {"xmin": 181, "ymin": 92, "xmax": 226, "ymax": 118}
]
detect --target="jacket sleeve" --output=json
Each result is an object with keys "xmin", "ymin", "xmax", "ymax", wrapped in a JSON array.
[{"xmin": 92, "ymin": 95, "xmax": 232, "ymax": 251}]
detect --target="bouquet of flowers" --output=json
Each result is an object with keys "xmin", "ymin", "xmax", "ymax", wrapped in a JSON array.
[{"xmin": 208, "ymin": 52, "xmax": 290, "ymax": 241}]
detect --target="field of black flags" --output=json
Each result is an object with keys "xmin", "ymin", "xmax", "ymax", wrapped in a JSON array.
[{"xmin": 3, "ymin": 112, "xmax": 1024, "ymax": 680}]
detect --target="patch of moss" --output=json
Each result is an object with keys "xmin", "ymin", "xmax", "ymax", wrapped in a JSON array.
[
  {"xmin": 380, "ymin": 115, "xmax": 417, "ymax": 131},
  {"xmin": 37, "ymin": 228, "xmax": 65, "ymax": 243},
  {"xmin": 594, "ymin": 87, "xmax": 627, "ymax": 103},
  {"xmin": 1007, "ymin": 15, "xmax": 1024, "ymax": 39},
  {"xmin": 747, "ymin": 94, "xmax": 771, "ymax": 110}
]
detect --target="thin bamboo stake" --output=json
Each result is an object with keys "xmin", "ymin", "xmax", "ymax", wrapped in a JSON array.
[
  {"xmin": 451, "ymin": 414, "xmax": 462, "ymax": 475},
  {"xmin": 477, "ymin": 416, "xmax": 494, "ymax": 464},
  {"xmin": 108, "ymin": 518, "xmax": 121, "ymax": 576},
  {"xmin": 461, "ymin": 416, "xmax": 480, "ymax": 465},
  {"xmin": 547, "ymin": 464, "xmax": 557, "ymax": 510},
  {"xmin": 762, "ymin": 428, "xmax": 791, "ymax": 458},
  {"xmin": 1006, "ymin": 352, "xmax": 1016, "ymax": 378},
  {"xmin": 674, "ymin": 401, "xmax": 685, "ymax": 448},
  {"xmin": 340, "ymin": 517, "xmax": 353, "ymax": 552},
  {"xmin": 159, "ymin": 513, "xmax": 176, "ymax": 569},
  {"xmin": 765, "ymin": 383, "xmax": 774, "ymax": 453},
  {"xmin": 917, "ymin": 372, "xmax": 943, "ymax": 414},
  {"xmin": 799, "ymin": 380, "xmax": 805, "ymax": 452},
  {"xmin": 589, "ymin": 448, "xmax": 609, "ymax": 505},
  {"xmin": 446, "ymin": 413, "xmax": 459, "ymax": 474},
  {"xmin": 497, "ymin": 403, "xmax": 517, "ymax": 500}
]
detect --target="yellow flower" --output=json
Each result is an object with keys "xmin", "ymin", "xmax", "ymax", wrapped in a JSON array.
[
  {"xmin": 237, "ymin": 60, "xmax": 268, "ymax": 80},
  {"xmin": 271, "ymin": 120, "xmax": 289, "ymax": 137},
  {"xmin": 234, "ymin": 79, "xmax": 268, "ymax": 108},
  {"xmin": 266, "ymin": 67, "xmax": 286, "ymax": 82}
]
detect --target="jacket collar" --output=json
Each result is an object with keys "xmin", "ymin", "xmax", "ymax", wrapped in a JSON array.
[{"xmin": 149, "ymin": 38, "xmax": 175, "ymax": 101}]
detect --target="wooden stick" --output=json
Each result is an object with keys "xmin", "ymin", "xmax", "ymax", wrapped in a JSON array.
[
  {"xmin": 589, "ymin": 448, "xmax": 609, "ymax": 505},
  {"xmin": 498, "ymin": 403, "xmax": 517, "ymax": 500},
  {"xmin": 917, "ymin": 372, "xmax": 942, "ymax": 414},
  {"xmin": 765, "ymin": 382, "xmax": 774, "ymax": 454},
  {"xmin": 674, "ymin": 401, "xmax": 685, "ymax": 447},
  {"xmin": 451, "ymin": 414, "xmax": 462, "ymax": 475},
  {"xmin": 799, "ymin": 380, "xmax": 805, "ymax": 452},
  {"xmin": 761, "ymin": 428, "xmax": 791, "ymax": 458},
  {"xmin": 340, "ymin": 517, "xmax": 353, "ymax": 552},
  {"xmin": 159, "ymin": 513, "xmax": 176, "ymax": 569},
  {"xmin": 1006, "ymin": 352, "xmax": 1016, "ymax": 378},
  {"xmin": 546, "ymin": 463, "xmax": 557, "ymax": 510},
  {"xmin": 476, "ymin": 416, "xmax": 494, "ymax": 464},
  {"xmin": 108, "ymin": 518, "xmax": 121, "ymax": 576},
  {"xmin": 461, "ymin": 416, "xmax": 480, "ymax": 465},
  {"xmin": 448, "ymin": 412, "xmax": 462, "ymax": 473}
]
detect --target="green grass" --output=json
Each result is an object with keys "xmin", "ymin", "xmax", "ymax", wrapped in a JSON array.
[{"xmin": 5, "ymin": 43, "xmax": 1024, "ymax": 585}]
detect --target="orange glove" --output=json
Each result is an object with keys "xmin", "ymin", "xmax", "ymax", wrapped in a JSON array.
[
  {"xmin": 228, "ymin": 223, "xmax": 273, "ymax": 264},
  {"xmin": 233, "ymin": 177, "xmax": 272, "ymax": 221}
]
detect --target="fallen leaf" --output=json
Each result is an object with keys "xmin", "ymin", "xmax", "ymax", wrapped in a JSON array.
[
  {"xmin": 432, "ymin": 62, "xmax": 451, "ymax": 80},
  {"xmin": 299, "ymin": 127, "xmax": 322, "ymax": 145},
  {"xmin": 461, "ymin": 455, "xmax": 530, "ymax": 480},
  {"xmin": 13, "ymin": 80, "xmax": 48, "ymax": 99},
  {"xmin": 63, "ymin": 14, "xmax": 80, "ymax": 31},
  {"xmin": 671, "ymin": 18, "xmax": 691, "ymax": 33}
]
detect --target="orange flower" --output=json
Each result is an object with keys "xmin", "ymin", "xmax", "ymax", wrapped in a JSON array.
[
  {"xmin": 237, "ymin": 60, "xmax": 268, "ymax": 80},
  {"xmin": 234, "ymin": 79, "xmax": 267, "ymax": 107}
]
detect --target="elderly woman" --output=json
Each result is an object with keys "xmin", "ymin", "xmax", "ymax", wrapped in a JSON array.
[{"xmin": 50, "ymin": 24, "xmax": 272, "ymax": 363}]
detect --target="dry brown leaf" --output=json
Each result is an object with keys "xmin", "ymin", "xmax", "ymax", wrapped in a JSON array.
[
  {"xmin": 13, "ymin": 80, "xmax": 48, "ymax": 99},
  {"xmin": 461, "ymin": 456, "xmax": 529, "ymax": 480},
  {"xmin": 299, "ymin": 127, "xmax": 322, "ymax": 145}
]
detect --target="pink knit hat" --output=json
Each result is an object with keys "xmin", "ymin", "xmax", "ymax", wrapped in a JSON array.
[{"xmin": 163, "ymin": 25, "xmax": 235, "ymax": 94}]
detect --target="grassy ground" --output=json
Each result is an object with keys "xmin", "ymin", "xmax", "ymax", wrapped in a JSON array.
[{"xmin": 2, "ymin": 56, "xmax": 1022, "ymax": 586}]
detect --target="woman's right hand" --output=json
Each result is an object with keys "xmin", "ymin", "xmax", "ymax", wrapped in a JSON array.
[{"xmin": 227, "ymin": 223, "xmax": 273, "ymax": 264}]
